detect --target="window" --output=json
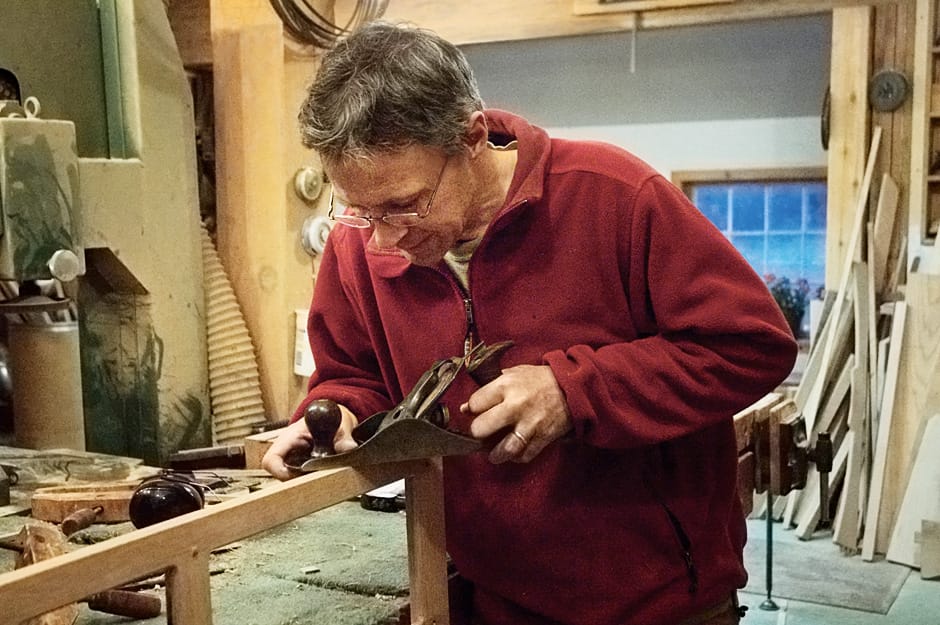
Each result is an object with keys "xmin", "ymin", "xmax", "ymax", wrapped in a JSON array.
[{"xmin": 673, "ymin": 168, "xmax": 827, "ymax": 292}]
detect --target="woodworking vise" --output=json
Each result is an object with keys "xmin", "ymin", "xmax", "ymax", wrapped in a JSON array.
[
  {"xmin": 295, "ymin": 341, "xmax": 512, "ymax": 472},
  {"xmin": 748, "ymin": 399, "xmax": 834, "ymax": 521}
]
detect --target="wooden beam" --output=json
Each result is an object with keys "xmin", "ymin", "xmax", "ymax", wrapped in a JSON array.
[
  {"xmin": 210, "ymin": 0, "xmax": 315, "ymax": 422},
  {"xmin": 382, "ymin": 0, "xmax": 897, "ymax": 46},
  {"xmin": 406, "ymin": 459, "xmax": 449, "ymax": 625},
  {"xmin": 826, "ymin": 6, "xmax": 873, "ymax": 289},
  {"xmin": 0, "ymin": 461, "xmax": 438, "ymax": 623},
  {"xmin": 573, "ymin": 0, "xmax": 733, "ymax": 16}
]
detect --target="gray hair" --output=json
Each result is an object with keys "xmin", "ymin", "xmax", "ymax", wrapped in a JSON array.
[{"xmin": 298, "ymin": 21, "xmax": 484, "ymax": 165}]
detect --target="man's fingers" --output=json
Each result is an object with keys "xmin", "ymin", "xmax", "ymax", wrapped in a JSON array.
[{"xmin": 334, "ymin": 405, "xmax": 361, "ymax": 452}]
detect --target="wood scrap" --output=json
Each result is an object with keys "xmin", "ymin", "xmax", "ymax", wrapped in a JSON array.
[
  {"xmin": 9, "ymin": 522, "xmax": 164, "ymax": 620},
  {"xmin": 861, "ymin": 300, "xmax": 907, "ymax": 560},
  {"xmin": 917, "ymin": 520, "xmax": 940, "ymax": 580},
  {"xmin": 30, "ymin": 482, "xmax": 139, "ymax": 524},
  {"xmin": 14, "ymin": 522, "xmax": 80, "ymax": 625},
  {"xmin": 886, "ymin": 414, "xmax": 940, "ymax": 568}
]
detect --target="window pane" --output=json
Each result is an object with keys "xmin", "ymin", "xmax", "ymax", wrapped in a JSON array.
[
  {"xmin": 804, "ymin": 233, "xmax": 826, "ymax": 288},
  {"xmin": 767, "ymin": 233, "xmax": 803, "ymax": 268},
  {"xmin": 731, "ymin": 233, "xmax": 765, "ymax": 273},
  {"xmin": 768, "ymin": 184, "xmax": 803, "ymax": 230},
  {"xmin": 806, "ymin": 183, "xmax": 827, "ymax": 230},
  {"xmin": 694, "ymin": 185, "xmax": 730, "ymax": 231},
  {"xmin": 732, "ymin": 184, "xmax": 765, "ymax": 231},
  {"xmin": 688, "ymin": 176, "xmax": 827, "ymax": 299}
]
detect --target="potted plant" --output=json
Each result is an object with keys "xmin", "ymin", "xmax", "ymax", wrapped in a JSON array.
[{"xmin": 763, "ymin": 274, "xmax": 811, "ymax": 338}]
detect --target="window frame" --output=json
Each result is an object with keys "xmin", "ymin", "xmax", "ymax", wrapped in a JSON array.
[{"xmin": 672, "ymin": 166, "xmax": 827, "ymax": 287}]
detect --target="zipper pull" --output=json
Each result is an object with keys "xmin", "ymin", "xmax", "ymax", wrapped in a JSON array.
[{"xmin": 463, "ymin": 297, "xmax": 475, "ymax": 356}]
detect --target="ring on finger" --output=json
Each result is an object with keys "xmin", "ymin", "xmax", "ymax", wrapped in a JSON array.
[{"xmin": 511, "ymin": 430, "xmax": 529, "ymax": 447}]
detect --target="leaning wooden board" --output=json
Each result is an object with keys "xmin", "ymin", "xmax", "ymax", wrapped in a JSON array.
[{"xmin": 30, "ymin": 482, "xmax": 140, "ymax": 523}]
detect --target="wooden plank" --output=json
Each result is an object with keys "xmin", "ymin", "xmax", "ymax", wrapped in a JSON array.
[
  {"xmin": 573, "ymin": 0, "xmax": 732, "ymax": 15},
  {"xmin": 166, "ymin": 548, "xmax": 213, "ymax": 624},
  {"xmin": 887, "ymin": 414, "xmax": 940, "ymax": 568},
  {"xmin": 832, "ymin": 362, "xmax": 869, "ymax": 552},
  {"xmin": 805, "ymin": 127, "xmax": 882, "ymax": 433},
  {"xmin": 0, "ymin": 461, "xmax": 437, "ymax": 623},
  {"xmin": 831, "ymin": 261, "xmax": 870, "ymax": 550},
  {"xmin": 381, "ymin": 0, "xmax": 896, "ymax": 45},
  {"xmin": 794, "ymin": 430, "xmax": 850, "ymax": 540},
  {"xmin": 30, "ymin": 483, "xmax": 138, "ymax": 524},
  {"xmin": 406, "ymin": 459, "xmax": 449, "ymax": 625},
  {"xmin": 881, "ymin": 272, "xmax": 940, "ymax": 555},
  {"xmin": 243, "ymin": 428, "xmax": 284, "ymax": 470},
  {"xmin": 815, "ymin": 354, "xmax": 854, "ymax": 437},
  {"xmin": 861, "ymin": 300, "xmax": 907, "ymax": 560},
  {"xmin": 825, "ymin": 6, "xmax": 873, "ymax": 288},
  {"xmin": 794, "ymin": 291, "xmax": 839, "ymax": 411},
  {"xmin": 871, "ymin": 174, "xmax": 900, "ymax": 295}
]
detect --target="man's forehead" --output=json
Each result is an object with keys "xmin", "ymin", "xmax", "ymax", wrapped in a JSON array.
[{"xmin": 328, "ymin": 148, "xmax": 435, "ymax": 203}]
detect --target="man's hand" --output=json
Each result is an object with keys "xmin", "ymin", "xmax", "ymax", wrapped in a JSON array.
[
  {"xmin": 461, "ymin": 364, "xmax": 572, "ymax": 464},
  {"xmin": 262, "ymin": 404, "xmax": 359, "ymax": 480}
]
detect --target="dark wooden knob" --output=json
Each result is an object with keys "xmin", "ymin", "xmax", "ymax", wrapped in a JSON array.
[{"xmin": 304, "ymin": 399, "xmax": 342, "ymax": 458}]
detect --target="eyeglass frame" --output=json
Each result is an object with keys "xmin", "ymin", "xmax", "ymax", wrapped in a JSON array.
[{"xmin": 327, "ymin": 156, "xmax": 449, "ymax": 228}]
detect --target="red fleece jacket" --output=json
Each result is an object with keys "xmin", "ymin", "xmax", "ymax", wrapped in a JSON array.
[{"xmin": 295, "ymin": 110, "xmax": 797, "ymax": 624}]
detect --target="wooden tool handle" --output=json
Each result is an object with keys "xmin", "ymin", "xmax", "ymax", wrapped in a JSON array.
[
  {"xmin": 86, "ymin": 589, "xmax": 163, "ymax": 619},
  {"xmin": 61, "ymin": 506, "xmax": 103, "ymax": 536},
  {"xmin": 304, "ymin": 399, "xmax": 342, "ymax": 458}
]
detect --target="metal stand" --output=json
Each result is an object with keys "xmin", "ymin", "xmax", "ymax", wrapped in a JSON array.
[{"xmin": 760, "ymin": 498, "xmax": 779, "ymax": 611}]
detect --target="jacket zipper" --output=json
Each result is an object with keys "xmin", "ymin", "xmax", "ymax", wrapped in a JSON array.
[
  {"xmin": 462, "ymin": 296, "xmax": 476, "ymax": 356},
  {"xmin": 661, "ymin": 501, "xmax": 698, "ymax": 594}
]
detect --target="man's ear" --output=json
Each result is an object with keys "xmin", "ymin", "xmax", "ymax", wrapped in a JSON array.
[{"xmin": 463, "ymin": 111, "xmax": 489, "ymax": 158}]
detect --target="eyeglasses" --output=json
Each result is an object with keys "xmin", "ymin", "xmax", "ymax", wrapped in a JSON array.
[{"xmin": 328, "ymin": 157, "xmax": 449, "ymax": 228}]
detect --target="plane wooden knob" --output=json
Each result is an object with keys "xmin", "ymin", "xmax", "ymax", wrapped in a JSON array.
[{"xmin": 304, "ymin": 399, "xmax": 342, "ymax": 458}]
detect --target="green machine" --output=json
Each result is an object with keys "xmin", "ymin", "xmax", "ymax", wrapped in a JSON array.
[{"xmin": 0, "ymin": 0, "xmax": 210, "ymax": 464}]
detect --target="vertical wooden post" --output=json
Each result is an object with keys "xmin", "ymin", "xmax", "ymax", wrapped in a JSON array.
[
  {"xmin": 826, "ymin": 6, "xmax": 872, "ymax": 290},
  {"xmin": 166, "ymin": 548, "xmax": 213, "ymax": 624},
  {"xmin": 405, "ymin": 459, "xmax": 450, "ymax": 625},
  {"xmin": 210, "ymin": 0, "xmax": 297, "ymax": 422}
]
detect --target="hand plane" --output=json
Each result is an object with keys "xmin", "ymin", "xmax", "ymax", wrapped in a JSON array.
[{"xmin": 297, "ymin": 341, "xmax": 512, "ymax": 472}]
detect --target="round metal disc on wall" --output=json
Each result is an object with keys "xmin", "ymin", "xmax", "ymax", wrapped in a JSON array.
[
  {"xmin": 293, "ymin": 166, "xmax": 324, "ymax": 203},
  {"xmin": 301, "ymin": 215, "xmax": 333, "ymax": 256},
  {"xmin": 869, "ymin": 69, "xmax": 909, "ymax": 112}
]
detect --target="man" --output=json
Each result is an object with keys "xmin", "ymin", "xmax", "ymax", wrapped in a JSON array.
[{"xmin": 263, "ymin": 21, "xmax": 797, "ymax": 625}]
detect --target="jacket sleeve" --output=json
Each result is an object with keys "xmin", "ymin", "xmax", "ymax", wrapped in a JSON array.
[
  {"xmin": 543, "ymin": 175, "xmax": 798, "ymax": 449},
  {"xmin": 289, "ymin": 233, "xmax": 392, "ymax": 423}
]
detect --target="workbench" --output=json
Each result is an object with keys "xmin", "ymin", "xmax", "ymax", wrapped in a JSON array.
[
  {"xmin": 2, "ymin": 502, "xmax": 410, "ymax": 625},
  {"xmin": 0, "ymin": 446, "xmax": 448, "ymax": 625}
]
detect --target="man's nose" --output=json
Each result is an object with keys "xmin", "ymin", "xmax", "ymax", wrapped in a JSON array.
[{"xmin": 370, "ymin": 221, "xmax": 408, "ymax": 249}]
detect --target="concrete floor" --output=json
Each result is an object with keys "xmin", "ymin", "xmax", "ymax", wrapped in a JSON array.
[{"xmin": 740, "ymin": 519, "xmax": 940, "ymax": 625}]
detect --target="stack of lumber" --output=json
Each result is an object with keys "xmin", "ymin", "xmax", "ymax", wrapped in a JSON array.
[{"xmin": 755, "ymin": 126, "xmax": 940, "ymax": 577}]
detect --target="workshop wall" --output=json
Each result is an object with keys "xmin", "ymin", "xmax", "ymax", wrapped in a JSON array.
[{"xmin": 463, "ymin": 15, "xmax": 830, "ymax": 176}]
